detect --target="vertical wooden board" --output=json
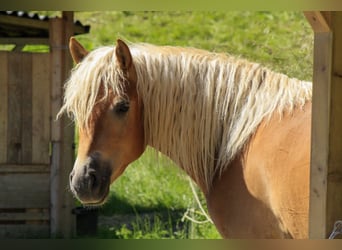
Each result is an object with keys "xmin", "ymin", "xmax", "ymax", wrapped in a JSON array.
[
  {"xmin": 21, "ymin": 53, "xmax": 33, "ymax": 163},
  {"xmin": 49, "ymin": 18, "xmax": 64, "ymax": 238},
  {"xmin": 309, "ymin": 11, "xmax": 342, "ymax": 239},
  {"xmin": 325, "ymin": 12, "xmax": 342, "ymax": 238},
  {"xmin": 49, "ymin": 16, "xmax": 76, "ymax": 238},
  {"xmin": 61, "ymin": 12, "xmax": 76, "ymax": 238},
  {"xmin": 327, "ymin": 76, "xmax": 342, "ymax": 237},
  {"xmin": 309, "ymin": 32, "xmax": 332, "ymax": 239},
  {"xmin": 32, "ymin": 53, "xmax": 51, "ymax": 164},
  {"xmin": 7, "ymin": 53, "xmax": 23, "ymax": 163},
  {"xmin": 50, "ymin": 19, "xmax": 63, "ymax": 143},
  {"xmin": 331, "ymin": 12, "xmax": 342, "ymax": 88},
  {"xmin": 0, "ymin": 52, "xmax": 8, "ymax": 163}
]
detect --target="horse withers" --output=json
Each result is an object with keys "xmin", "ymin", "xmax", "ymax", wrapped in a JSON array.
[{"xmin": 58, "ymin": 37, "xmax": 312, "ymax": 238}]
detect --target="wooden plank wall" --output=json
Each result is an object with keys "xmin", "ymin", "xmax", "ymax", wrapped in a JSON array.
[
  {"xmin": 0, "ymin": 12, "xmax": 78, "ymax": 238},
  {"xmin": 0, "ymin": 170, "xmax": 50, "ymax": 208},
  {"xmin": 0, "ymin": 51, "xmax": 51, "ymax": 238},
  {"xmin": 0, "ymin": 52, "xmax": 50, "ymax": 165}
]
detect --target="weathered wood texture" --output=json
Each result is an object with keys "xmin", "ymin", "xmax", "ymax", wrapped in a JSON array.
[
  {"xmin": 0, "ymin": 17, "xmax": 76, "ymax": 237},
  {"xmin": 0, "ymin": 171, "xmax": 50, "ymax": 208},
  {"xmin": 0, "ymin": 52, "xmax": 8, "ymax": 163},
  {"xmin": 32, "ymin": 54, "xmax": 51, "ymax": 164},
  {"xmin": 0, "ymin": 208, "xmax": 49, "ymax": 221},
  {"xmin": 0, "ymin": 179, "xmax": 49, "ymax": 238},
  {"xmin": 304, "ymin": 11, "xmax": 331, "ymax": 33},
  {"xmin": 0, "ymin": 52, "xmax": 50, "ymax": 165},
  {"xmin": 307, "ymin": 11, "xmax": 342, "ymax": 239},
  {"xmin": 0, "ymin": 224, "xmax": 50, "ymax": 238},
  {"xmin": 0, "ymin": 11, "xmax": 83, "ymax": 239},
  {"xmin": 325, "ymin": 11, "xmax": 342, "ymax": 239},
  {"xmin": 49, "ymin": 12, "xmax": 76, "ymax": 238},
  {"xmin": 309, "ymin": 31, "xmax": 332, "ymax": 239}
]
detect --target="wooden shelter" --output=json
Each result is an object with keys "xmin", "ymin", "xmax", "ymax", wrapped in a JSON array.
[{"xmin": 0, "ymin": 11, "xmax": 89, "ymax": 238}]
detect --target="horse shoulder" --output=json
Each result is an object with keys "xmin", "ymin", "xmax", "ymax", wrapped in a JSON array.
[
  {"xmin": 244, "ymin": 102, "xmax": 312, "ymax": 238},
  {"xmin": 206, "ymin": 102, "xmax": 311, "ymax": 238}
]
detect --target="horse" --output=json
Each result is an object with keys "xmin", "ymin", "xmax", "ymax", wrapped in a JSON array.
[{"xmin": 58, "ymin": 37, "xmax": 312, "ymax": 239}]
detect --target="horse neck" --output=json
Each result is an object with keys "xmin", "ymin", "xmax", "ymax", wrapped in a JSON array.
[{"xmin": 134, "ymin": 48, "xmax": 312, "ymax": 193}]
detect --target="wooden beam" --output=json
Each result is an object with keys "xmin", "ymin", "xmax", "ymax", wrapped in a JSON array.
[
  {"xmin": 0, "ymin": 210, "xmax": 49, "ymax": 221},
  {"xmin": 0, "ymin": 15, "xmax": 49, "ymax": 30},
  {"xmin": 0, "ymin": 52, "xmax": 8, "ymax": 163},
  {"xmin": 0, "ymin": 38, "xmax": 49, "ymax": 46},
  {"xmin": 305, "ymin": 11, "xmax": 331, "ymax": 33},
  {"xmin": 326, "ymin": 11, "xmax": 342, "ymax": 239},
  {"xmin": 49, "ymin": 11, "xmax": 76, "ymax": 238},
  {"xmin": 309, "ymin": 11, "xmax": 342, "ymax": 239},
  {"xmin": 0, "ymin": 164, "xmax": 50, "ymax": 173},
  {"xmin": 309, "ymin": 30, "xmax": 332, "ymax": 239},
  {"xmin": 0, "ymin": 224, "xmax": 49, "ymax": 238}
]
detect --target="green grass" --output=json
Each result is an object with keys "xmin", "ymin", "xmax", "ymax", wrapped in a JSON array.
[
  {"xmin": 69, "ymin": 11, "xmax": 313, "ymax": 239},
  {"xmin": 2, "ymin": 11, "xmax": 313, "ymax": 239},
  {"xmin": 74, "ymin": 11, "xmax": 313, "ymax": 80}
]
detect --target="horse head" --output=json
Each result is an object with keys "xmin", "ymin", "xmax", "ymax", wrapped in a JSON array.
[{"xmin": 68, "ymin": 38, "xmax": 145, "ymax": 205}]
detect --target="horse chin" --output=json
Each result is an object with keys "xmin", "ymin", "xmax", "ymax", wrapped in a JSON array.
[{"xmin": 80, "ymin": 187, "xmax": 110, "ymax": 207}]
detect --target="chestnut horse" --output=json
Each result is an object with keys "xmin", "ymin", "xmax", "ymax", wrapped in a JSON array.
[{"xmin": 58, "ymin": 37, "xmax": 312, "ymax": 238}]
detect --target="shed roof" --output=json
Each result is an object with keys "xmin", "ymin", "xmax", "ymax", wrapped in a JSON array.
[{"xmin": 0, "ymin": 11, "xmax": 90, "ymax": 45}]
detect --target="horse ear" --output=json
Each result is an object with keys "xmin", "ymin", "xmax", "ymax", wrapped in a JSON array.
[
  {"xmin": 115, "ymin": 39, "xmax": 132, "ymax": 71},
  {"xmin": 69, "ymin": 37, "xmax": 89, "ymax": 64}
]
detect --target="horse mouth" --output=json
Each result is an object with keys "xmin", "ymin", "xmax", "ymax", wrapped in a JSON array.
[
  {"xmin": 70, "ymin": 178, "xmax": 111, "ymax": 207},
  {"xmin": 77, "ymin": 187, "xmax": 110, "ymax": 207}
]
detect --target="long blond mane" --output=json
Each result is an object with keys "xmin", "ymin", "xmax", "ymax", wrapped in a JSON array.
[{"xmin": 59, "ymin": 42, "xmax": 312, "ymax": 191}]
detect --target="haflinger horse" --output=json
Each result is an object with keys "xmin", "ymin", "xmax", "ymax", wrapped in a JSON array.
[{"xmin": 58, "ymin": 37, "xmax": 312, "ymax": 239}]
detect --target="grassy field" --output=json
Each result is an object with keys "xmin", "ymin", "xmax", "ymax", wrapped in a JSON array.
[
  {"xmin": 73, "ymin": 11, "xmax": 313, "ymax": 80},
  {"xmin": 5, "ymin": 11, "xmax": 313, "ymax": 239}
]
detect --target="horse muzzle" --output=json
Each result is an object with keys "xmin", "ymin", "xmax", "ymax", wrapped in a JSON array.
[{"xmin": 69, "ymin": 153, "xmax": 112, "ymax": 206}]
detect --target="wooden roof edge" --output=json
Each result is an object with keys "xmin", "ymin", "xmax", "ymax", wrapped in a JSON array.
[{"xmin": 0, "ymin": 11, "xmax": 90, "ymax": 37}]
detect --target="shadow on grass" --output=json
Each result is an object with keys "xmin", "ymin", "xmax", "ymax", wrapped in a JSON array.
[
  {"xmin": 99, "ymin": 193, "xmax": 187, "ymax": 215},
  {"xmin": 95, "ymin": 193, "xmax": 191, "ymax": 239}
]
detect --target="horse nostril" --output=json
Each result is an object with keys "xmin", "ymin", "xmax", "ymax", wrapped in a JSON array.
[
  {"xmin": 69, "ymin": 157, "xmax": 111, "ymax": 204},
  {"xmin": 87, "ymin": 169, "xmax": 98, "ymax": 190}
]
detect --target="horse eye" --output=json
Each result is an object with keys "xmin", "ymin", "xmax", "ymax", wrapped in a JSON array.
[{"xmin": 114, "ymin": 100, "xmax": 130, "ymax": 114}]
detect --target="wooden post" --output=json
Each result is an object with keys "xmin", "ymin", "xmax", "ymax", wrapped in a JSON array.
[
  {"xmin": 0, "ymin": 52, "xmax": 8, "ymax": 163},
  {"xmin": 49, "ymin": 11, "xmax": 75, "ymax": 238},
  {"xmin": 306, "ymin": 11, "xmax": 342, "ymax": 239},
  {"xmin": 326, "ymin": 11, "xmax": 342, "ymax": 239}
]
